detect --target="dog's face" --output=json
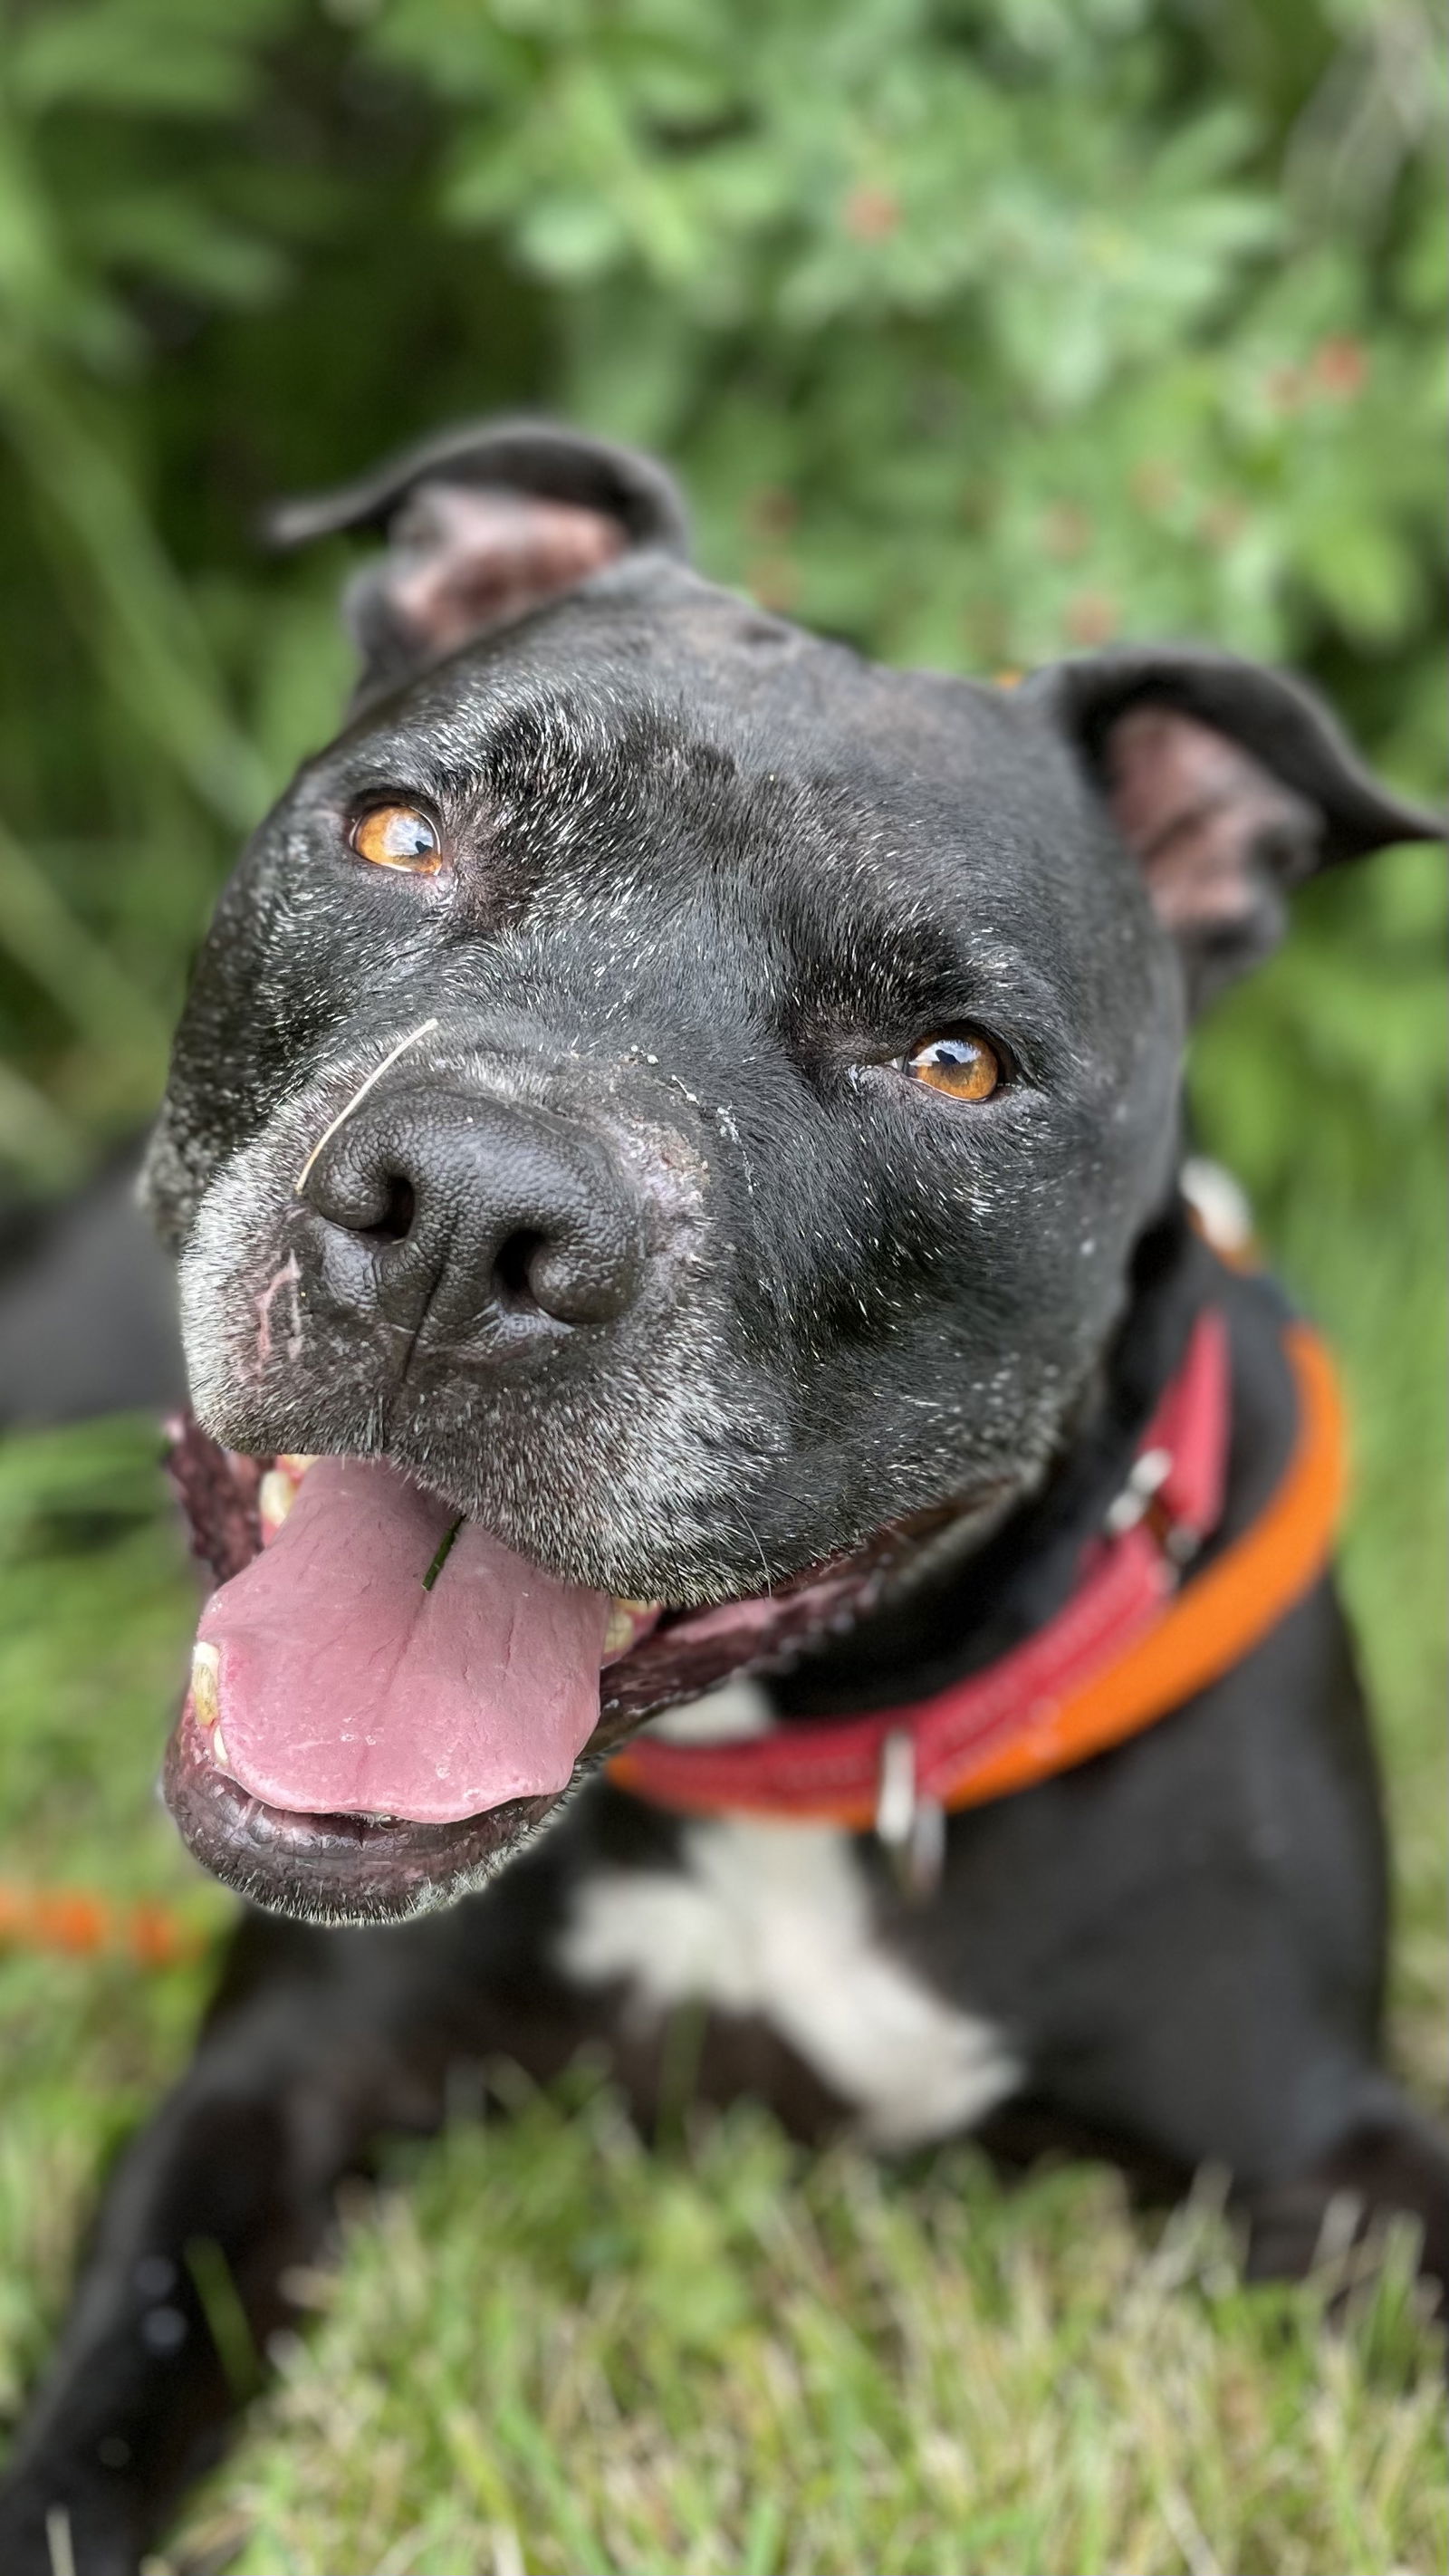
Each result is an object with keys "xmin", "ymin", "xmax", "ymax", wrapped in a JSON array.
[{"xmin": 145, "ymin": 424, "xmax": 1435, "ymax": 1924}]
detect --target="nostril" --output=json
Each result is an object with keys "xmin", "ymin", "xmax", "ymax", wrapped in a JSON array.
[
  {"xmin": 493, "ymin": 1228, "xmax": 546, "ymax": 1308},
  {"xmin": 300, "ymin": 1092, "xmax": 644, "ymax": 1343},
  {"xmin": 361, "ymin": 1173, "xmax": 417, "ymax": 1245}
]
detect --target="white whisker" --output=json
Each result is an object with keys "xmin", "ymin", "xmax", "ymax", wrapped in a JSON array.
[{"xmin": 293, "ymin": 1019, "xmax": 439, "ymax": 1194}]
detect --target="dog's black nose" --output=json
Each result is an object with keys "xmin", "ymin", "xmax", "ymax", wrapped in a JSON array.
[{"xmin": 298, "ymin": 1084, "xmax": 646, "ymax": 1354}]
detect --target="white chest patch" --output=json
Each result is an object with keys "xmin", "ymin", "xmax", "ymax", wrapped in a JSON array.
[{"xmin": 557, "ymin": 1692, "xmax": 1021, "ymax": 2150}]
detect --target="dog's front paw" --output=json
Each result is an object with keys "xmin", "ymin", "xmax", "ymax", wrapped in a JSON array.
[{"xmin": 0, "ymin": 2473, "xmax": 143, "ymax": 2576}]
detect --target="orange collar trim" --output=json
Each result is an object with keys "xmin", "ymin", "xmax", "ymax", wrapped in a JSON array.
[{"xmin": 609, "ymin": 1320, "xmax": 1347, "ymax": 1845}]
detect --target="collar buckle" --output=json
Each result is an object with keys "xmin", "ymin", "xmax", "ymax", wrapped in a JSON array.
[
  {"xmin": 1104, "ymin": 1443, "xmax": 1204, "ymax": 1571},
  {"xmin": 1103, "ymin": 1444, "xmax": 1173, "ymax": 1536}
]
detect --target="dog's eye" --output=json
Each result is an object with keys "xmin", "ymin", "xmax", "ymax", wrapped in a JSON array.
[
  {"xmin": 905, "ymin": 1028, "xmax": 1003, "ymax": 1101},
  {"xmin": 349, "ymin": 803, "xmax": 442, "ymax": 874}
]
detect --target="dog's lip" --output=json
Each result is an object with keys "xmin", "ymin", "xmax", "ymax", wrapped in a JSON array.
[
  {"xmin": 164, "ymin": 1700, "xmax": 553, "ymax": 1923},
  {"xmin": 163, "ymin": 1414, "xmax": 1011, "ymax": 1921}
]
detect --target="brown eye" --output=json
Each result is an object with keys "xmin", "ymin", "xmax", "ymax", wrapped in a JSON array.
[
  {"xmin": 350, "ymin": 803, "xmax": 442, "ymax": 874},
  {"xmin": 905, "ymin": 1028, "xmax": 1003, "ymax": 1101}
]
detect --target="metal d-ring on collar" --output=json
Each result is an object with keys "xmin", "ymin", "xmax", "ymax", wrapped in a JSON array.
[{"xmin": 875, "ymin": 1726, "xmax": 946, "ymax": 1902}]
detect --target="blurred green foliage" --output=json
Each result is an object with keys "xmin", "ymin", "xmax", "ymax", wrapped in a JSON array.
[{"xmin": 0, "ymin": 0, "xmax": 1442, "ymax": 1191}]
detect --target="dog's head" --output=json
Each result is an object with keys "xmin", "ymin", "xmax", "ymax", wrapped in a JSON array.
[{"xmin": 146, "ymin": 420, "xmax": 1437, "ymax": 1923}]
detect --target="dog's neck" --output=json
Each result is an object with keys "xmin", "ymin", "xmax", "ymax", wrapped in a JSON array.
[{"xmin": 773, "ymin": 1198, "xmax": 1217, "ymax": 1720}]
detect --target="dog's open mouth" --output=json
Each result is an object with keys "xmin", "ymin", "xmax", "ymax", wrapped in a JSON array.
[{"xmin": 161, "ymin": 1422, "xmax": 936, "ymax": 1921}]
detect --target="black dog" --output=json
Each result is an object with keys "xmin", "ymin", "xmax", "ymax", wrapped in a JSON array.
[{"xmin": 2, "ymin": 422, "xmax": 1444, "ymax": 2574}]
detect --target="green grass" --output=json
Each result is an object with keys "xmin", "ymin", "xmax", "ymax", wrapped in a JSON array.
[
  {"xmin": 0, "ymin": 1135, "xmax": 1444, "ymax": 2574},
  {"xmin": 181, "ymin": 2105, "xmax": 1446, "ymax": 2576}
]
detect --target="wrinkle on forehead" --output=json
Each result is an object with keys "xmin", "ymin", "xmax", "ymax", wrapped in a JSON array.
[
  {"xmin": 318, "ymin": 657, "xmax": 1131, "ymax": 1062},
  {"xmin": 342, "ymin": 555, "xmax": 1022, "ymax": 785}
]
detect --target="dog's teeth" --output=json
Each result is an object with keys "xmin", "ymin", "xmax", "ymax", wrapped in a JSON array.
[
  {"xmin": 211, "ymin": 1723, "xmax": 230, "ymax": 1769},
  {"xmin": 190, "ymin": 1643, "xmax": 221, "ymax": 1728},
  {"xmin": 603, "ymin": 1597, "xmax": 661, "ymax": 1654},
  {"xmin": 277, "ymin": 1453, "xmax": 317, "ymax": 1478},
  {"xmin": 258, "ymin": 1469, "xmax": 298, "ymax": 1536}
]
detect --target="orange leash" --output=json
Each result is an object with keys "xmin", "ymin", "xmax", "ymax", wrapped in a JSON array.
[{"xmin": 0, "ymin": 1881, "xmax": 208, "ymax": 1968}]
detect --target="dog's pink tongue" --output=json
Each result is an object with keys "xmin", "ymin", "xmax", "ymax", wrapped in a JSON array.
[{"xmin": 196, "ymin": 1457, "xmax": 609, "ymax": 1823}]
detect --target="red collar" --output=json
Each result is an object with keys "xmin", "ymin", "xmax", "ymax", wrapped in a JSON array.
[{"xmin": 608, "ymin": 1310, "xmax": 1347, "ymax": 1882}]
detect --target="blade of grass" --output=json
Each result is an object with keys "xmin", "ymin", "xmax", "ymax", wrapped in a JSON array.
[
  {"xmin": 0, "ymin": 1055, "xmax": 87, "ymax": 1185},
  {"xmin": 0, "ymin": 356, "xmax": 270, "ymax": 831},
  {"xmin": 0, "ymin": 812, "xmax": 171, "ymax": 1061}
]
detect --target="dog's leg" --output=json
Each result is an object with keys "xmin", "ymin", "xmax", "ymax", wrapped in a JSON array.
[
  {"xmin": 0, "ymin": 1918, "xmax": 413, "ymax": 2574},
  {"xmin": 1012, "ymin": 1893, "xmax": 1448, "ymax": 2312},
  {"xmin": 0, "ymin": 1896, "xmax": 587, "ymax": 2576},
  {"xmin": 1239, "ymin": 2086, "xmax": 1449, "ymax": 2300},
  {"xmin": 957, "ymin": 1586, "xmax": 1446, "ymax": 2312}
]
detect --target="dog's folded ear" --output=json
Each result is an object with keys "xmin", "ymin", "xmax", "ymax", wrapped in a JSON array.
[
  {"xmin": 1028, "ymin": 648, "xmax": 1444, "ymax": 1005},
  {"xmin": 268, "ymin": 419, "xmax": 690, "ymax": 699}
]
